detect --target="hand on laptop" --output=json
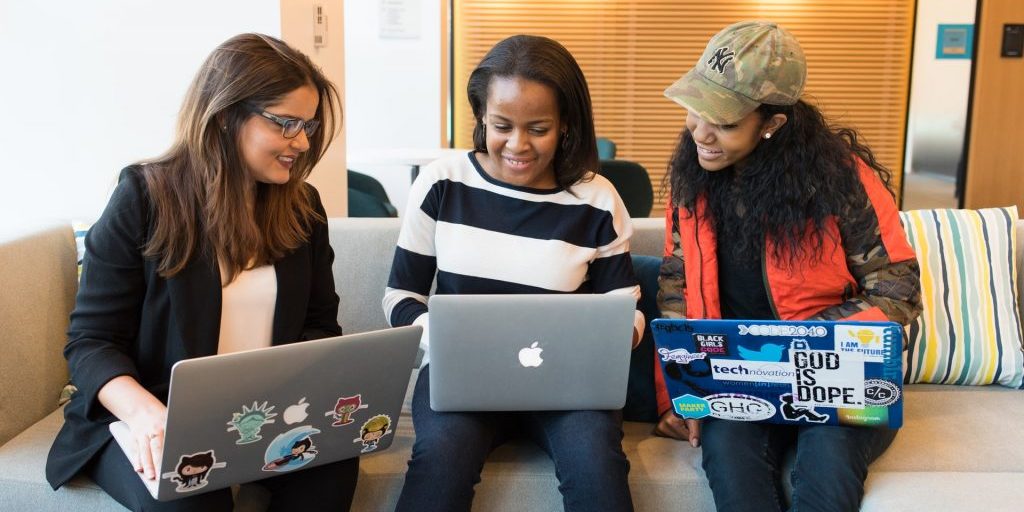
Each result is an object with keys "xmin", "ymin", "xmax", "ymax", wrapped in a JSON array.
[
  {"xmin": 98, "ymin": 375, "xmax": 168, "ymax": 480},
  {"xmin": 654, "ymin": 411, "xmax": 701, "ymax": 448},
  {"xmin": 127, "ymin": 404, "xmax": 167, "ymax": 480}
]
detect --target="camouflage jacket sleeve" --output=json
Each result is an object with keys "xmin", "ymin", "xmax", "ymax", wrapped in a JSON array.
[
  {"xmin": 656, "ymin": 205, "xmax": 686, "ymax": 319},
  {"xmin": 811, "ymin": 172, "xmax": 923, "ymax": 326}
]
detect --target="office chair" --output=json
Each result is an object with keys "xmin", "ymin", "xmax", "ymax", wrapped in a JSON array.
[
  {"xmin": 597, "ymin": 159, "xmax": 654, "ymax": 218},
  {"xmin": 596, "ymin": 137, "xmax": 617, "ymax": 160},
  {"xmin": 348, "ymin": 170, "xmax": 398, "ymax": 217}
]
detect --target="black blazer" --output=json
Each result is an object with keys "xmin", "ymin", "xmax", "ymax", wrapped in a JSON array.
[{"xmin": 45, "ymin": 166, "xmax": 342, "ymax": 488}]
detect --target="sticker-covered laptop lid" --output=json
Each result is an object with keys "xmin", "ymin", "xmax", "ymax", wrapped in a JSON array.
[{"xmin": 651, "ymin": 319, "xmax": 903, "ymax": 429}]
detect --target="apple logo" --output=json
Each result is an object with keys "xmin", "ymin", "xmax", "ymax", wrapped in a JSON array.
[
  {"xmin": 518, "ymin": 341, "xmax": 544, "ymax": 368},
  {"xmin": 283, "ymin": 397, "xmax": 310, "ymax": 425}
]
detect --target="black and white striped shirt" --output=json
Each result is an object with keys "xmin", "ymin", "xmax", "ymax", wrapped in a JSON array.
[{"xmin": 383, "ymin": 152, "xmax": 643, "ymax": 360}]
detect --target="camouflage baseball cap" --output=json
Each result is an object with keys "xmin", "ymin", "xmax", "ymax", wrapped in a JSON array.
[{"xmin": 664, "ymin": 21, "xmax": 806, "ymax": 125}]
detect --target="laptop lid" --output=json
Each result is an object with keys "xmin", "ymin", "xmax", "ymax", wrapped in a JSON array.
[
  {"xmin": 651, "ymin": 319, "xmax": 903, "ymax": 429},
  {"xmin": 111, "ymin": 326, "xmax": 420, "ymax": 501},
  {"xmin": 428, "ymin": 294, "xmax": 635, "ymax": 412}
]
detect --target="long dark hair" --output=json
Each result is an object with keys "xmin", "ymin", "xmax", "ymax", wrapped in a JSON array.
[
  {"xmin": 141, "ymin": 33, "xmax": 341, "ymax": 282},
  {"xmin": 667, "ymin": 100, "xmax": 893, "ymax": 265},
  {"xmin": 467, "ymin": 34, "xmax": 598, "ymax": 189}
]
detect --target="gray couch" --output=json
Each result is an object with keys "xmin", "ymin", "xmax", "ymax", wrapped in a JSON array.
[{"xmin": 2, "ymin": 217, "xmax": 1023, "ymax": 511}]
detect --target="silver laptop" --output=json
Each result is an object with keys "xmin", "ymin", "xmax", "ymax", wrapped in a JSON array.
[
  {"xmin": 428, "ymin": 294, "xmax": 635, "ymax": 411},
  {"xmin": 109, "ymin": 326, "xmax": 420, "ymax": 501}
]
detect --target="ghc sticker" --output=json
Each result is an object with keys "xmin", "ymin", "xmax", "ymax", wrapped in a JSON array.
[
  {"xmin": 671, "ymin": 394, "xmax": 711, "ymax": 419},
  {"xmin": 705, "ymin": 393, "xmax": 777, "ymax": 421}
]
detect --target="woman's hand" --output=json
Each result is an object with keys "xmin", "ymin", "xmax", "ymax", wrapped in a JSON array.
[
  {"xmin": 126, "ymin": 403, "xmax": 168, "ymax": 480},
  {"xmin": 653, "ymin": 410, "xmax": 701, "ymax": 447},
  {"xmin": 98, "ymin": 375, "xmax": 168, "ymax": 480}
]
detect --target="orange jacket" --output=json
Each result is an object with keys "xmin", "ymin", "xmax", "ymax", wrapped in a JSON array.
[{"xmin": 654, "ymin": 160, "xmax": 922, "ymax": 414}]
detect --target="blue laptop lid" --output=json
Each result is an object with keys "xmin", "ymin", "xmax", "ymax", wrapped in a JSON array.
[{"xmin": 651, "ymin": 319, "xmax": 903, "ymax": 429}]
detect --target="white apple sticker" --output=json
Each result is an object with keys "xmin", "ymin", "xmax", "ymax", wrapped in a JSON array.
[
  {"xmin": 283, "ymin": 397, "xmax": 311, "ymax": 425},
  {"xmin": 518, "ymin": 341, "xmax": 544, "ymax": 368}
]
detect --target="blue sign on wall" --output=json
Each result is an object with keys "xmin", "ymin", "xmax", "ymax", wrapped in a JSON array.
[{"xmin": 936, "ymin": 24, "xmax": 974, "ymax": 59}]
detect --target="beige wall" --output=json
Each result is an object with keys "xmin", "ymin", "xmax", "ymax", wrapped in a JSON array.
[
  {"xmin": 281, "ymin": 0, "xmax": 348, "ymax": 216},
  {"xmin": 964, "ymin": 0, "xmax": 1024, "ymax": 212}
]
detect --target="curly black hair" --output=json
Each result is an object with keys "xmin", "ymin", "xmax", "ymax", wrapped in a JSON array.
[{"xmin": 667, "ymin": 100, "xmax": 894, "ymax": 266}]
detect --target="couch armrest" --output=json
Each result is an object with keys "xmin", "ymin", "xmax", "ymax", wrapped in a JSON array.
[{"xmin": 0, "ymin": 223, "xmax": 77, "ymax": 446}]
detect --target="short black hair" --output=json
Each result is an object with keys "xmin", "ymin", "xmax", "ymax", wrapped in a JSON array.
[{"xmin": 467, "ymin": 35, "xmax": 598, "ymax": 189}]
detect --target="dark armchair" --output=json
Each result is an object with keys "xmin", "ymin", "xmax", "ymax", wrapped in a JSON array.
[
  {"xmin": 597, "ymin": 159, "xmax": 654, "ymax": 218},
  {"xmin": 348, "ymin": 170, "xmax": 398, "ymax": 217}
]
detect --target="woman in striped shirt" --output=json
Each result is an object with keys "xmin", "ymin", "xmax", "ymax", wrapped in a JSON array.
[{"xmin": 384, "ymin": 35, "xmax": 641, "ymax": 512}]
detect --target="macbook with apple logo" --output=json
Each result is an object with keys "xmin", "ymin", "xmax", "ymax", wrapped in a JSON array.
[
  {"xmin": 427, "ymin": 294, "xmax": 636, "ymax": 411},
  {"xmin": 107, "ymin": 326, "xmax": 420, "ymax": 501}
]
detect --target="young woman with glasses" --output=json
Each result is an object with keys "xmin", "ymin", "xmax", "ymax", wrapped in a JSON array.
[{"xmin": 45, "ymin": 33, "xmax": 355, "ymax": 511}]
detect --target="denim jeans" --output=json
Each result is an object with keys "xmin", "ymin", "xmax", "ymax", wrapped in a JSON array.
[
  {"xmin": 700, "ymin": 419, "xmax": 897, "ymax": 512},
  {"xmin": 394, "ymin": 366, "xmax": 634, "ymax": 512}
]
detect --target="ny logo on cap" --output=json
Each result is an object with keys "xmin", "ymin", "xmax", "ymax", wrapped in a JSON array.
[{"xmin": 707, "ymin": 47, "xmax": 735, "ymax": 74}]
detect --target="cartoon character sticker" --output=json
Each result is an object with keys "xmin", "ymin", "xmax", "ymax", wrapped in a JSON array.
[
  {"xmin": 779, "ymin": 393, "xmax": 830, "ymax": 423},
  {"xmin": 262, "ymin": 426, "xmax": 321, "ymax": 472},
  {"xmin": 325, "ymin": 394, "xmax": 369, "ymax": 426},
  {"xmin": 226, "ymin": 401, "xmax": 278, "ymax": 444},
  {"xmin": 355, "ymin": 414, "xmax": 392, "ymax": 453},
  {"xmin": 162, "ymin": 450, "xmax": 227, "ymax": 493}
]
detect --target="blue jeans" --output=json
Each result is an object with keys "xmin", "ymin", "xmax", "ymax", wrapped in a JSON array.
[
  {"xmin": 700, "ymin": 419, "xmax": 897, "ymax": 512},
  {"xmin": 394, "ymin": 366, "xmax": 634, "ymax": 512}
]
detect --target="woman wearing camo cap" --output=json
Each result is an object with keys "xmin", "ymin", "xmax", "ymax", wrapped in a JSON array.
[{"xmin": 652, "ymin": 21, "xmax": 922, "ymax": 511}]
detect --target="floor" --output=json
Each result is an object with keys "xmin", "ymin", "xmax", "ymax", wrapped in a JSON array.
[{"xmin": 901, "ymin": 172, "xmax": 958, "ymax": 211}]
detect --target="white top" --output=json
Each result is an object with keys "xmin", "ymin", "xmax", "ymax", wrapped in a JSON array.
[{"xmin": 217, "ymin": 263, "xmax": 277, "ymax": 354}]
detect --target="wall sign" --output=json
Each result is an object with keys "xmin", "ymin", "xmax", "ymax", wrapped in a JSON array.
[
  {"xmin": 379, "ymin": 0, "xmax": 420, "ymax": 40},
  {"xmin": 936, "ymin": 24, "xmax": 974, "ymax": 60}
]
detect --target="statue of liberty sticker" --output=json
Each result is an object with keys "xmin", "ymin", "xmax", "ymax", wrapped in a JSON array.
[{"xmin": 226, "ymin": 401, "xmax": 278, "ymax": 445}]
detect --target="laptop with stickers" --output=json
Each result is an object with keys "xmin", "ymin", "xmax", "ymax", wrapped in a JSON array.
[
  {"xmin": 428, "ymin": 294, "xmax": 636, "ymax": 411},
  {"xmin": 651, "ymin": 319, "xmax": 903, "ymax": 429},
  {"xmin": 108, "ymin": 326, "xmax": 421, "ymax": 501}
]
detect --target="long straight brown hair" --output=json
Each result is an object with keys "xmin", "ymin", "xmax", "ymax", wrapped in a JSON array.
[{"xmin": 140, "ymin": 33, "xmax": 341, "ymax": 283}]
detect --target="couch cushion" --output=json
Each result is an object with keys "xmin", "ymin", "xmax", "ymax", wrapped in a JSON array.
[
  {"xmin": 872, "ymin": 384, "xmax": 1024, "ymax": 472},
  {"xmin": 0, "ymin": 409, "xmax": 125, "ymax": 511},
  {"xmin": 862, "ymin": 472, "xmax": 1024, "ymax": 512},
  {"xmin": 900, "ymin": 208, "xmax": 1024, "ymax": 387},
  {"xmin": 329, "ymin": 218, "xmax": 402, "ymax": 336}
]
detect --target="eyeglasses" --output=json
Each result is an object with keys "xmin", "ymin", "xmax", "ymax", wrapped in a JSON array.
[{"xmin": 245, "ymin": 103, "xmax": 320, "ymax": 139}]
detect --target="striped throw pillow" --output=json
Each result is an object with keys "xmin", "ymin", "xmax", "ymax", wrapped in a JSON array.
[{"xmin": 900, "ymin": 207, "xmax": 1024, "ymax": 388}]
